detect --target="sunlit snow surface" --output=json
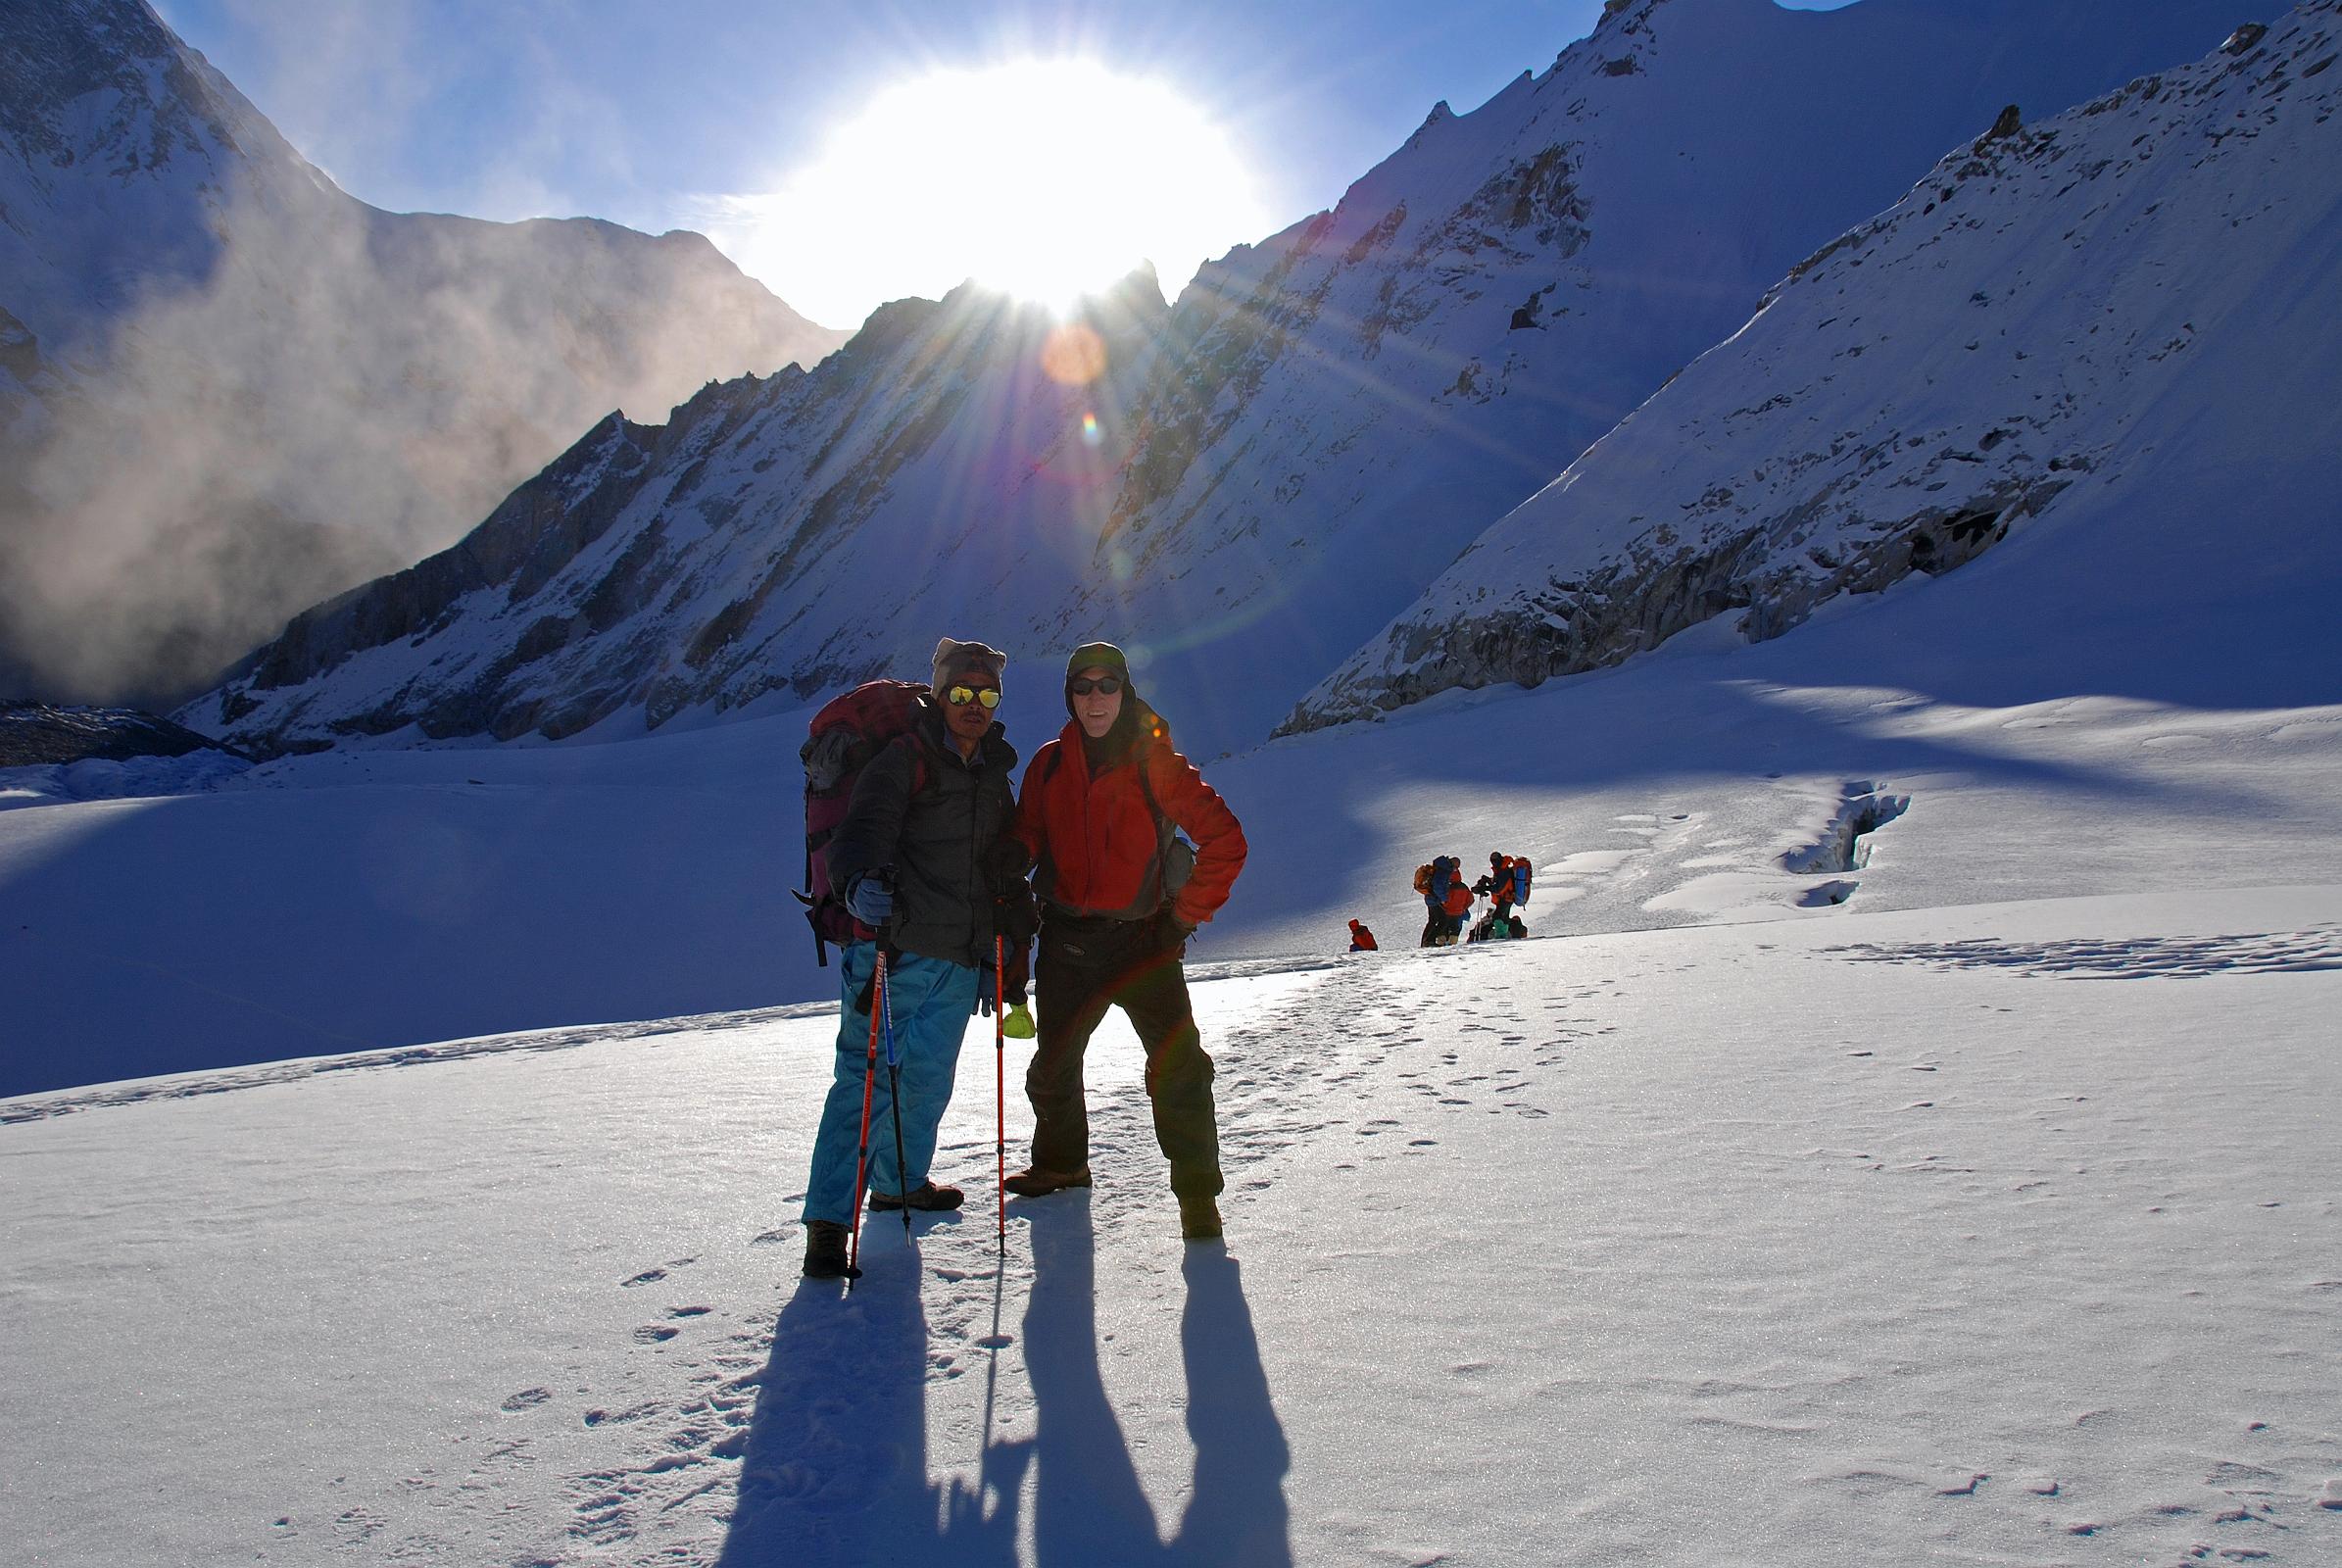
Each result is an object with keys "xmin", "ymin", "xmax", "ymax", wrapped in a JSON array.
[{"xmin": 5, "ymin": 883, "xmax": 2339, "ymax": 1564}]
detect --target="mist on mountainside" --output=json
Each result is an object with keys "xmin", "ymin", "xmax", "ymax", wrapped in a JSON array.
[{"xmin": 0, "ymin": 0, "xmax": 848, "ymax": 708}]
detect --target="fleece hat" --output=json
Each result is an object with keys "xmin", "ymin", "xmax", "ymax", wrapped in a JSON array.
[
  {"xmin": 1064, "ymin": 641, "xmax": 1130, "ymax": 683},
  {"xmin": 933, "ymin": 637, "xmax": 1006, "ymax": 694}
]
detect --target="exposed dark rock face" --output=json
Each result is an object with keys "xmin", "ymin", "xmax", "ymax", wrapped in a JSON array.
[
  {"xmin": 1976, "ymin": 104, "xmax": 2024, "ymax": 149},
  {"xmin": 1293, "ymin": 475, "xmax": 2064, "ymax": 732},
  {"xmin": 0, "ymin": 701, "xmax": 246, "ymax": 766}
]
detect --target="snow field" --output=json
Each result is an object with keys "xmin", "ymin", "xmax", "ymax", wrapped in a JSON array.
[
  {"xmin": 10, "ymin": 578, "xmax": 2342, "ymax": 1103},
  {"xmin": 4, "ymin": 888, "xmax": 2336, "ymax": 1565}
]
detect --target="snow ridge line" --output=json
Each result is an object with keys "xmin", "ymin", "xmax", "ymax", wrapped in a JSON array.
[
  {"xmin": 0, "ymin": 956, "xmax": 1345, "ymax": 1124},
  {"xmin": 21, "ymin": 897, "xmax": 2329, "ymax": 1128},
  {"xmin": 0, "ymin": 1000, "xmax": 838, "ymax": 1125}
]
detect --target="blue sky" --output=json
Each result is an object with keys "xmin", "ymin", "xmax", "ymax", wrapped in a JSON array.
[{"xmin": 154, "ymin": 0, "xmax": 1854, "ymax": 324}]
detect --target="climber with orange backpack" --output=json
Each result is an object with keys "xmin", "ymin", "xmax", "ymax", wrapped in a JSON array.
[
  {"xmin": 1416, "ymin": 856, "xmax": 1473, "ymax": 947},
  {"xmin": 1472, "ymin": 852, "xmax": 1533, "ymax": 941}
]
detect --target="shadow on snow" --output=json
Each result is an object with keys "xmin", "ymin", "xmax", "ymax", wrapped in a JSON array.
[{"xmin": 716, "ymin": 1200, "xmax": 1291, "ymax": 1566}]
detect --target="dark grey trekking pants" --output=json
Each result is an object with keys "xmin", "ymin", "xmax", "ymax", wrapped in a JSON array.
[{"xmin": 1027, "ymin": 910, "xmax": 1224, "ymax": 1200}]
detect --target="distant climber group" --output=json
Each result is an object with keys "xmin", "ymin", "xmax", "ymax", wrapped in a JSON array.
[{"xmin": 1409, "ymin": 851, "xmax": 1532, "ymax": 947}]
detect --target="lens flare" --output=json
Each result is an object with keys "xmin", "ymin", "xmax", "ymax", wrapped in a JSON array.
[
  {"xmin": 717, "ymin": 60, "xmax": 1270, "ymax": 323},
  {"xmin": 1081, "ymin": 413, "xmax": 1102, "ymax": 446},
  {"xmin": 1042, "ymin": 322, "xmax": 1108, "ymax": 386}
]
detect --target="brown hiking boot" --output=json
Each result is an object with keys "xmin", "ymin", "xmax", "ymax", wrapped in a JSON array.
[
  {"xmin": 802, "ymin": 1219, "xmax": 861, "ymax": 1280},
  {"xmin": 1179, "ymin": 1196, "xmax": 1223, "ymax": 1241},
  {"xmin": 869, "ymin": 1180, "xmax": 965, "ymax": 1212},
  {"xmin": 1002, "ymin": 1165, "xmax": 1093, "ymax": 1198}
]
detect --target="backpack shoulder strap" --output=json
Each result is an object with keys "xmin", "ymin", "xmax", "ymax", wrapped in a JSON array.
[
  {"xmin": 885, "ymin": 727, "xmax": 935, "ymax": 798},
  {"xmin": 1135, "ymin": 741, "xmax": 1165, "ymax": 827}
]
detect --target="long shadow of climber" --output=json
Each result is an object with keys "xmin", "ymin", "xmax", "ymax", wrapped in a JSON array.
[
  {"xmin": 1023, "ymin": 1202, "xmax": 1293, "ymax": 1567},
  {"xmin": 1167, "ymin": 1243, "xmax": 1292, "ymax": 1566},
  {"xmin": 716, "ymin": 1253, "xmax": 1020, "ymax": 1566}
]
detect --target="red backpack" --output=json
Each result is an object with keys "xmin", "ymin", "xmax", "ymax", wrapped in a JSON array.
[{"xmin": 798, "ymin": 679, "xmax": 930, "ymax": 964}]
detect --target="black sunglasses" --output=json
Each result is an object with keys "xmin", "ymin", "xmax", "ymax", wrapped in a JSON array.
[
  {"xmin": 1066, "ymin": 675, "xmax": 1123, "ymax": 696},
  {"xmin": 946, "ymin": 684, "xmax": 1001, "ymax": 709}
]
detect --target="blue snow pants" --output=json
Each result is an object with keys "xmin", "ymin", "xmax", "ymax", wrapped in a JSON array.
[{"xmin": 802, "ymin": 943, "xmax": 979, "ymax": 1225}]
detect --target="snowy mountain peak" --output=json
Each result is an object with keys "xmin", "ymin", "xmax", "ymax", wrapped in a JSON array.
[{"xmin": 1287, "ymin": 0, "xmax": 2338, "ymax": 734}]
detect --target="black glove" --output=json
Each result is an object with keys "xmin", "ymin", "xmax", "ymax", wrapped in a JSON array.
[
  {"xmin": 996, "ymin": 882, "xmax": 1040, "ymax": 950},
  {"xmin": 982, "ymin": 837, "xmax": 1033, "ymax": 885},
  {"xmin": 1153, "ymin": 906, "xmax": 1195, "ymax": 957}
]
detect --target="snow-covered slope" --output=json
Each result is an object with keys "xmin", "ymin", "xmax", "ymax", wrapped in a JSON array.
[
  {"xmin": 1293, "ymin": 4, "xmax": 2342, "ymax": 730},
  {"xmin": 175, "ymin": 0, "xmax": 2259, "ymax": 760},
  {"xmin": 5, "ymin": 887, "xmax": 2338, "ymax": 1565},
  {"xmin": 0, "ymin": 0, "xmax": 848, "ymax": 706}
]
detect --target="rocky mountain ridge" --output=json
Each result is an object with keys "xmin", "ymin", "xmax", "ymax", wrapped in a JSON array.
[
  {"xmin": 0, "ymin": 700, "xmax": 242, "ymax": 767},
  {"xmin": 176, "ymin": 0, "xmax": 2262, "ymax": 759},
  {"xmin": 190, "ymin": 276, "xmax": 1170, "ymax": 750},
  {"xmin": 1287, "ymin": 0, "xmax": 2341, "ymax": 731}
]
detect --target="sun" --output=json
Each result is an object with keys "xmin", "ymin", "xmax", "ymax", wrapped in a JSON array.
[{"xmin": 718, "ymin": 60, "xmax": 1270, "ymax": 324}]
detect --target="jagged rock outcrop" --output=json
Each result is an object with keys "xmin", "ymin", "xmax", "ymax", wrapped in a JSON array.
[
  {"xmin": 1286, "ymin": 0, "xmax": 2340, "ymax": 731},
  {"xmin": 0, "ymin": 701, "xmax": 245, "ymax": 766}
]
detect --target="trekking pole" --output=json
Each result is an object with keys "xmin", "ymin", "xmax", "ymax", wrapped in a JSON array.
[
  {"xmin": 994, "ymin": 934, "xmax": 1007, "ymax": 1258},
  {"xmin": 846, "ymin": 948, "xmax": 887, "ymax": 1282},
  {"xmin": 882, "ymin": 951, "xmax": 912, "ymax": 1239}
]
